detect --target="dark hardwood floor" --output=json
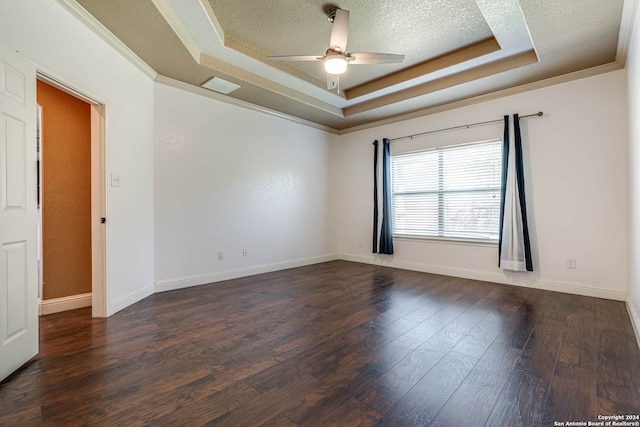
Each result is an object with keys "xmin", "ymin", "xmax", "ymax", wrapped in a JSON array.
[{"xmin": 1, "ymin": 261, "xmax": 639, "ymax": 426}]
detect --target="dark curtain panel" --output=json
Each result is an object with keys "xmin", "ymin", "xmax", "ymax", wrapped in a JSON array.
[
  {"xmin": 379, "ymin": 138, "xmax": 394, "ymax": 254},
  {"xmin": 372, "ymin": 140, "xmax": 379, "ymax": 253},
  {"xmin": 499, "ymin": 114, "xmax": 533, "ymax": 272},
  {"xmin": 513, "ymin": 114, "xmax": 533, "ymax": 271}
]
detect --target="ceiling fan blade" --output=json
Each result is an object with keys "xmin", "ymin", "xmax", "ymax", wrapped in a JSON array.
[
  {"xmin": 267, "ymin": 55, "xmax": 323, "ymax": 62},
  {"xmin": 329, "ymin": 9, "xmax": 349, "ymax": 52},
  {"xmin": 347, "ymin": 52, "xmax": 405, "ymax": 64}
]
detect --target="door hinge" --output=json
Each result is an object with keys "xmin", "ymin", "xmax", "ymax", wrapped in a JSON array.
[{"xmin": 101, "ymin": 217, "xmax": 106, "ymax": 224}]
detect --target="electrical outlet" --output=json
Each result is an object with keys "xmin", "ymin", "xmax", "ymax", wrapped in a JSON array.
[
  {"xmin": 242, "ymin": 248, "xmax": 248, "ymax": 257},
  {"xmin": 110, "ymin": 174, "xmax": 121, "ymax": 187},
  {"xmin": 217, "ymin": 251, "xmax": 224, "ymax": 261},
  {"xmin": 566, "ymin": 258, "xmax": 576, "ymax": 269}
]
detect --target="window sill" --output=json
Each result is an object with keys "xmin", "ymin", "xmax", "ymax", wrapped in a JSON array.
[{"xmin": 393, "ymin": 235, "xmax": 498, "ymax": 248}]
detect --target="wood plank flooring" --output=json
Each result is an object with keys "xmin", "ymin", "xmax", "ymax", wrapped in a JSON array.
[{"xmin": 1, "ymin": 260, "xmax": 639, "ymax": 426}]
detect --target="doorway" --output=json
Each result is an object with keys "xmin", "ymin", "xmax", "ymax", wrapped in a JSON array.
[{"xmin": 36, "ymin": 76, "xmax": 106, "ymax": 318}]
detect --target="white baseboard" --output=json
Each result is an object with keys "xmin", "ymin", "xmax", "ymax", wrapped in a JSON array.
[
  {"xmin": 109, "ymin": 284, "xmax": 155, "ymax": 315},
  {"xmin": 39, "ymin": 293, "xmax": 92, "ymax": 316},
  {"xmin": 156, "ymin": 253, "xmax": 626, "ymax": 301},
  {"xmin": 627, "ymin": 299, "xmax": 640, "ymax": 350},
  {"xmin": 155, "ymin": 254, "xmax": 339, "ymax": 293},
  {"xmin": 339, "ymin": 254, "xmax": 627, "ymax": 301}
]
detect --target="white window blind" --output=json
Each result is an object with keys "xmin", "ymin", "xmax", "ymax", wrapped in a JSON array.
[{"xmin": 391, "ymin": 140, "xmax": 502, "ymax": 241}]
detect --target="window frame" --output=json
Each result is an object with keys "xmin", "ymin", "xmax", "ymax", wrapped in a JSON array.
[{"xmin": 390, "ymin": 139, "xmax": 502, "ymax": 245}]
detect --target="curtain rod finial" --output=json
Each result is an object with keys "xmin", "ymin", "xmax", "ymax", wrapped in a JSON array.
[{"xmin": 537, "ymin": 111, "xmax": 543, "ymax": 116}]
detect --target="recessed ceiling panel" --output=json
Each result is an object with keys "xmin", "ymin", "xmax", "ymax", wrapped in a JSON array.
[{"xmin": 208, "ymin": 0, "xmax": 493, "ymax": 88}]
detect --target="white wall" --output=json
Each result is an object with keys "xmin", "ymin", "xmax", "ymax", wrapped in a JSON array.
[
  {"xmin": 0, "ymin": 0, "xmax": 155, "ymax": 315},
  {"xmin": 153, "ymin": 83, "xmax": 339, "ymax": 291},
  {"xmin": 627, "ymin": 3, "xmax": 640, "ymax": 340},
  {"xmin": 337, "ymin": 70, "xmax": 629, "ymax": 301},
  {"xmin": 1, "ymin": 1, "xmax": 631, "ymax": 319}
]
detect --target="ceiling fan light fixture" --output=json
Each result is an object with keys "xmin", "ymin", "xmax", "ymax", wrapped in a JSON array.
[{"xmin": 325, "ymin": 57, "xmax": 348, "ymax": 74}]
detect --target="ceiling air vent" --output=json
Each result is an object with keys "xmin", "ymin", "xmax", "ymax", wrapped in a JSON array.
[{"xmin": 201, "ymin": 77, "xmax": 240, "ymax": 94}]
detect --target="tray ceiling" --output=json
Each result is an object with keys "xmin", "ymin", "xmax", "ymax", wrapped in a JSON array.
[{"xmin": 72, "ymin": 0, "xmax": 626, "ymax": 131}]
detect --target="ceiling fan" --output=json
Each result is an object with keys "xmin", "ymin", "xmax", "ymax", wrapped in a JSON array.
[{"xmin": 267, "ymin": 7, "xmax": 405, "ymax": 92}]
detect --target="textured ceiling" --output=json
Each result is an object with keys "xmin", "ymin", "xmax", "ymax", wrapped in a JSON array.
[
  {"xmin": 72, "ymin": 0, "xmax": 626, "ymax": 131},
  {"xmin": 208, "ymin": 0, "xmax": 493, "ymax": 87}
]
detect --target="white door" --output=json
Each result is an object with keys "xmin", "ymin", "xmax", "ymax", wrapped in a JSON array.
[{"xmin": 0, "ymin": 43, "xmax": 38, "ymax": 382}]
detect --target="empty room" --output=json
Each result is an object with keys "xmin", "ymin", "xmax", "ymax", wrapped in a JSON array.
[{"xmin": 1, "ymin": 0, "xmax": 640, "ymax": 425}]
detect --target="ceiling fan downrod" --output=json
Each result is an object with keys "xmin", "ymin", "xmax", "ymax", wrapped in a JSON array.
[{"xmin": 326, "ymin": 7, "xmax": 338, "ymax": 23}]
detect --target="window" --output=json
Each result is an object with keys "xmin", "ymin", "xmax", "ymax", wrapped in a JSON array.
[{"xmin": 391, "ymin": 140, "xmax": 502, "ymax": 242}]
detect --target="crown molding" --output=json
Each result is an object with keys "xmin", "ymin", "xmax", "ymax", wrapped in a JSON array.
[
  {"xmin": 157, "ymin": 61, "xmax": 622, "ymax": 136},
  {"xmin": 338, "ymin": 62, "xmax": 623, "ymax": 135},
  {"xmin": 617, "ymin": 0, "xmax": 640, "ymax": 66},
  {"xmin": 150, "ymin": 0, "xmax": 201, "ymax": 63},
  {"xmin": 155, "ymin": 75, "xmax": 340, "ymax": 134},
  {"xmin": 54, "ymin": 0, "xmax": 157, "ymax": 79},
  {"xmin": 345, "ymin": 37, "xmax": 501, "ymax": 100},
  {"xmin": 199, "ymin": 53, "xmax": 343, "ymax": 117},
  {"xmin": 344, "ymin": 49, "xmax": 538, "ymax": 117}
]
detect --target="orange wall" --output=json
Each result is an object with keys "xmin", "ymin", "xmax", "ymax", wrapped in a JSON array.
[{"xmin": 37, "ymin": 80, "xmax": 92, "ymax": 300}]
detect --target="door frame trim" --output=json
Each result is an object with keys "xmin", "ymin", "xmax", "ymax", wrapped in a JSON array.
[{"xmin": 36, "ymin": 72, "xmax": 107, "ymax": 318}]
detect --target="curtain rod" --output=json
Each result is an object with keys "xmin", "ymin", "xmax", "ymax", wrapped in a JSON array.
[{"xmin": 388, "ymin": 111, "xmax": 544, "ymax": 143}]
